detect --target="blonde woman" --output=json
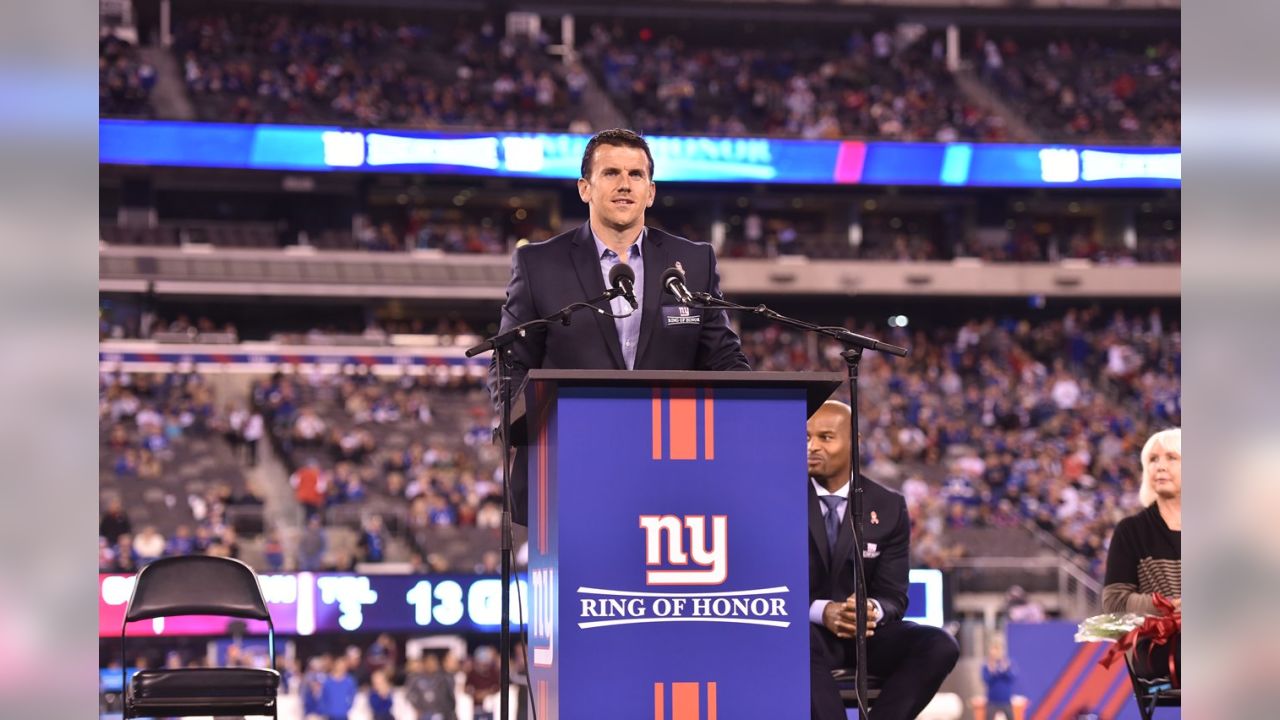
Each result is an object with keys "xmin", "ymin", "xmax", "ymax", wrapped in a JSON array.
[{"xmin": 1102, "ymin": 428, "xmax": 1181, "ymax": 615}]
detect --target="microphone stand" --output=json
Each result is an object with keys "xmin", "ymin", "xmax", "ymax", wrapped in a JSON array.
[
  {"xmin": 465, "ymin": 287, "xmax": 632, "ymax": 720},
  {"xmin": 689, "ymin": 291, "xmax": 906, "ymax": 719}
]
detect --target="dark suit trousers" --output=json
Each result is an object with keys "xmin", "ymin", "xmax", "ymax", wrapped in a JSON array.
[{"xmin": 810, "ymin": 620, "xmax": 958, "ymax": 720}]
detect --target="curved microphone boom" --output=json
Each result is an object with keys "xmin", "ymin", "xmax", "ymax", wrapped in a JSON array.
[
  {"xmin": 660, "ymin": 265, "xmax": 694, "ymax": 305},
  {"xmin": 608, "ymin": 263, "xmax": 639, "ymax": 310}
]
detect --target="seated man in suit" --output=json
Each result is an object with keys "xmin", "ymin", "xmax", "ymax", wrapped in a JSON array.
[
  {"xmin": 488, "ymin": 128, "xmax": 749, "ymax": 524},
  {"xmin": 807, "ymin": 400, "xmax": 958, "ymax": 720}
]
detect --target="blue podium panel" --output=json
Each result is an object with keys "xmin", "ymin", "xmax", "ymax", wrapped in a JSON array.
[{"xmin": 527, "ymin": 375, "xmax": 820, "ymax": 720}]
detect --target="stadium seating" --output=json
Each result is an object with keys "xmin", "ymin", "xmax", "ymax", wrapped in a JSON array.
[
  {"xmin": 99, "ymin": 372, "xmax": 263, "ymax": 570},
  {"xmin": 171, "ymin": 9, "xmax": 580, "ymax": 130},
  {"xmin": 578, "ymin": 21, "xmax": 1005, "ymax": 141},
  {"xmin": 97, "ymin": 7, "xmax": 1178, "ymax": 145},
  {"xmin": 969, "ymin": 29, "xmax": 1180, "ymax": 144},
  {"xmin": 101, "ymin": 33, "xmax": 155, "ymax": 118},
  {"xmin": 98, "ymin": 299, "xmax": 1177, "ymax": 581}
]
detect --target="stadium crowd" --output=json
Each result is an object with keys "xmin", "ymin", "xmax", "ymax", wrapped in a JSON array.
[
  {"xmin": 98, "ymin": 7, "xmax": 1179, "ymax": 145},
  {"xmin": 578, "ymin": 23, "xmax": 1005, "ymax": 142},
  {"xmin": 98, "ymin": 370, "xmax": 265, "ymax": 573},
  {"xmin": 253, "ymin": 366, "xmax": 504, "ymax": 571},
  {"xmin": 171, "ymin": 9, "xmax": 582, "ymax": 130},
  {"xmin": 100, "ymin": 33, "xmax": 156, "ymax": 117},
  {"xmin": 100, "ymin": 301, "xmax": 1178, "ymax": 580},
  {"xmin": 100, "ymin": 211, "xmax": 1178, "ymax": 266},
  {"xmin": 972, "ymin": 30, "xmax": 1180, "ymax": 144}
]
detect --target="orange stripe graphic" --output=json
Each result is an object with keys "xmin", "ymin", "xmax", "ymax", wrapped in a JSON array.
[
  {"xmin": 652, "ymin": 388, "xmax": 663, "ymax": 460},
  {"xmin": 672, "ymin": 682, "xmax": 700, "ymax": 720},
  {"xmin": 653, "ymin": 682, "xmax": 664, "ymax": 720},
  {"xmin": 539, "ymin": 680, "xmax": 548, "ymax": 719},
  {"xmin": 707, "ymin": 681, "xmax": 717, "ymax": 720},
  {"xmin": 1101, "ymin": 663, "xmax": 1136, "ymax": 719},
  {"xmin": 537, "ymin": 407, "xmax": 548, "ymax": 553},
  {"xmin": 703, "ymin": 391, "xmax": 715, "ymax": 460},
  {"xmin": 1071, "ymin": 660, "xmax": 1125, "ymax": 717},
  {"xmin": 669, "ymin": 388, "xmax": 698, "ymax": 460},
  {"xmin": 1032, "ymin": 644, "xmax": 1099, "ymax": 720}
]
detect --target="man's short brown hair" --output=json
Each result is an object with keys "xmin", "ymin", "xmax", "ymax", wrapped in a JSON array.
[{"xmin": 580, "ymin": 128, "xmax": 655, "ymax": 180}]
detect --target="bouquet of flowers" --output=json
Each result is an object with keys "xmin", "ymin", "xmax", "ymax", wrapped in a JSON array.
[
  {"xmin": 1080, "ymin": 594, "xmax": 1181, "ymax": 689},
  {"xmin": 1074, "ymin": 612, "xmax": 1147, "ymax": 643}
]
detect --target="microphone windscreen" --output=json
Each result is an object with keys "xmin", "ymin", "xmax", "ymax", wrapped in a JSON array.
[
  {"xmin": 608, "ymin": 262, "xmax": 636, "ymax": 288},
  {"xmin": 659, "ymin": 265, "xmax": 686, "ymax": 289}
]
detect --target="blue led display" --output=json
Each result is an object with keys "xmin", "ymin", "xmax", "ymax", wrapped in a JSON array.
[{"xmin": 99, "ymin": 120, "xmax": 1180, "ymax": 189}]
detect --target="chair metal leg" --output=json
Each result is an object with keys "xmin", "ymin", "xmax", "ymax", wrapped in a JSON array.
[{"xmin": 1138, "ymin": 695, "xmax": 1154, "ymax": 720}]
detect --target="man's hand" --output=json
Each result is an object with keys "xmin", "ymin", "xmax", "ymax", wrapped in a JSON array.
[
  {"xmin": 1171, "ymin": 597, "xmax": 1182, "ymax": 611},
  {"xmin": 822, "ymin": 594, "xmax": 877, "ymax": 639}
]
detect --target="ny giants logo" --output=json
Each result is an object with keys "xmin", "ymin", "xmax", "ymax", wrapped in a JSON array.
[{"xmin": 638, "ymin": 515, "xmax": 728, "ymax": 585}]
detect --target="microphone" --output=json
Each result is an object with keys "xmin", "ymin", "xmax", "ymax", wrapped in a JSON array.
[
  {"xmin": 660, "ymin": 265, "xmax": 694, "ymax": 305},
  {"xmin": 608, "ymin": 262, "xmax": 639, "ymax": 310}
]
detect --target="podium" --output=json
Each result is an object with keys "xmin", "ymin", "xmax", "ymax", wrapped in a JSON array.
[{"xmin": 519, "ymin": 370, "xmax": 843, "ymax": 719}]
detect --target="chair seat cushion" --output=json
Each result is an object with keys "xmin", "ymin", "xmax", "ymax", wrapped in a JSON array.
[
  {"xmin": 833, "ymin": 669, "xmax": 883, "ymax": 708},
  {"xmin": 127, "ymin": 668, "xmax": 279, "ymax": 716},
  {"xmin": 831, "ymin": 669, "xmax": 883, "ymax": 691},
  {"xmin": 131, "ymin": 668, "xmax": 279, "ymax": 699}
]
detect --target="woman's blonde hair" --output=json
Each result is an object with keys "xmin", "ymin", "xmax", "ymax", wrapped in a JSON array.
[{"xmin": 1138, "ymin": 428, "xmax": 1181, "ymax": 507}]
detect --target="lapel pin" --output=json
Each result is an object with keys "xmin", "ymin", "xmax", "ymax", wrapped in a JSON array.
[{"xmin": 870, "ymin": 511, "xmax": 880, "ymax": 525}]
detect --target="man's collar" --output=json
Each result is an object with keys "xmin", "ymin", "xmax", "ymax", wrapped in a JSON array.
[
  {"xmin": 811, "ymin": 476, "xmax": 850, "ymax": 498},
  {"xmin": 592, "ymin": 226, "xmax": 646, "ymax": 260}
]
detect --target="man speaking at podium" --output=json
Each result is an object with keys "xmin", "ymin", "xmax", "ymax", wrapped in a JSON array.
[
  {"xmin": 489, "ymin": 128, "xmax": 749, "ymax": 524},
  {"xmin": 807, "ymin": 401, "xmax": 958, "ymax": 720}
]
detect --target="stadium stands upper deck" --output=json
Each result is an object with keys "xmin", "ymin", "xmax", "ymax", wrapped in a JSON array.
[{"xmin": 101, "ymin": 0, "xmax": 1179, "ymax": 145}]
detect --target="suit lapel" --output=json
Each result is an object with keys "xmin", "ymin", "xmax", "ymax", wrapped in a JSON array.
[
  {"xmin": 570, "ymin": 224, "xmax": 625, "ymax": 369},
  {"xmin": 807, "ymin": 480, "xmax": 831, "ymax": 570},
  {"xmin": 634, "ymin": 228, "xmax": 666, "ymax": 367}
]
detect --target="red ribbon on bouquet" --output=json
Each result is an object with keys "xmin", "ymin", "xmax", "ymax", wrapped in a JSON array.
[{"xmin": 1099, "ymin": 593, "xmax": 1181, "ymax": 688}]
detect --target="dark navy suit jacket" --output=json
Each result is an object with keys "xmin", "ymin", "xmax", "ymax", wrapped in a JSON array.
[
  {"xmin": 808, "ymin": 475, "xmax": 958, "ymax": 720},
  {"xmin": 488, "ymin": 222, "xmax": 749, "ymax": 523},
  {"xmin": 807, "ymin": 475, "xmax": 911, "ymax": 624}
]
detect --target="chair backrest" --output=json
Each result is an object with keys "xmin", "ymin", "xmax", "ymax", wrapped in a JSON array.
[{"xmin": 124, "ymin": 555, "xmax": 271, "ymax": 623}]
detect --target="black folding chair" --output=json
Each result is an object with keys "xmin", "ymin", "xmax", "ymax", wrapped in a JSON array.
[
  {"xmin": 1125, "ymin": 648, "xmax": 1180, "ymax": 720},
  {"xmin": 121, "ymin": 555, "xmax": 280, "ymax": 718}
]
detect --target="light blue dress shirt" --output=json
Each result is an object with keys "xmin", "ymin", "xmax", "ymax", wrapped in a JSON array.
[{"xmin": 592, "ymin": 230, "xmax": 645, "ymax": 369}]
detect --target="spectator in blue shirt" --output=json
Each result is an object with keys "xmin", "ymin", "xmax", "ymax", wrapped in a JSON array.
[
  {"xmin": 302, "ymin": 655, "xmax": 329, "ymax": 719},
  {"xmin": 166, "ymin": 525, "xmax": 195, "ymax": 556},
  {"xmin": 318, "ymin": 657, "xmax": 358, "ymax": 720},
  {"xmin": 358, "ymin": 515, "xmax": 387, "ymax": 563},
  {"xmin": 367, "ymin": 669, "xmax": 395, "ymax": 720},
  {"xmin": 981, "ymin": 641, "xmax": 1017, "ymax": 720}
]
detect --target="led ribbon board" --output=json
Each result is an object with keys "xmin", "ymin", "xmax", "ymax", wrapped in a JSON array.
[
  {"xmin": 97, "ymin": 570, "xmax": 943, "ymax": 636},
  {"xmin": 101, "ymin": 120, "xmax": 1180, "ymax": 189}
]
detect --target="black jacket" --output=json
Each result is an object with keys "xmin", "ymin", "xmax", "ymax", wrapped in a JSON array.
[
  {"xmin": 807, "ymin": 475, "xmax": 911, "ymax": 624},
  {"xmin": 488, "ymin": 222, "xmax": 749, "ymax": 523}
]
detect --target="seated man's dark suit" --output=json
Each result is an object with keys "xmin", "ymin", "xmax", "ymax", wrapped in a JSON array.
[
  {"xmin": 489, "ymin": 222, "xmax": 749, "ymax": 524},
  {"xmin": 809, "ymin": 476, "xmax": 959, "ymax": 720}
]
